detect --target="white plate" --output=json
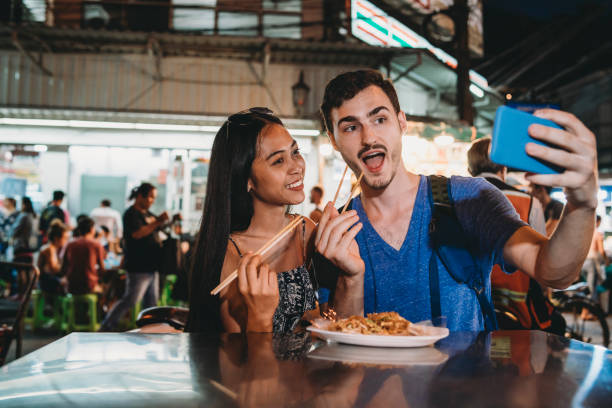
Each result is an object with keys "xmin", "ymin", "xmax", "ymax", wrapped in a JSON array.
[
  {"xmin": 307, "ymin": 324, "xmax": 449, "ymax": 348},
  {"xmin": 308, "ymin": 342, "xmax": 449, "ymax": 366}
]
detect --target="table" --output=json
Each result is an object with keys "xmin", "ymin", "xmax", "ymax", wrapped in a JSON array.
[{"xmin": 0, "ymin": 330, "xmax": 610, "ymax": 407}]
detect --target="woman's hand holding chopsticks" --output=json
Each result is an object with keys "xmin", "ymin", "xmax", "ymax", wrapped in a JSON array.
[{"xmin": 237, "ymin": 253, "xmax": 279, "ymax": 333}]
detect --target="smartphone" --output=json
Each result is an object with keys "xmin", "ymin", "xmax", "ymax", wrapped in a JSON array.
[{"xmin": 490, "ymin": 106, "xmax": 564, "ymax": 174}]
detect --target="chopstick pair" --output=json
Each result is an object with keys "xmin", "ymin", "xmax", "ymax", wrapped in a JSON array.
[
  {"xmin": 332, "ymin": 164, "xmax": 364, "ymax": 214},
  {"xmin": 210, "ymin": 215, "xmax": 304, "ymax": 295}
]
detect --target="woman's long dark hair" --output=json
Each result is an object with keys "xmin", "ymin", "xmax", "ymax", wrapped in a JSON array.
[
  {"xmin": 21, "ymin": 196, "xmax": 36, "ymax": 218},
  {"xmin": 186, "ymin": 109, "xmax": 283, "ymax": 333}
]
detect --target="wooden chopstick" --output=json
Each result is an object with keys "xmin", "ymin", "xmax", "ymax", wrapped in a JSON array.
[
  {"xmin": 210, "ymin": 215, "xmax": 304, "ymax": 295},
  {"xmin": 209, "ymin": 379, "xmax": 238, "ymax": 400},
  {"xmin": 340, "ymin": 172, "xmax": 364, "ymax": 214},
  {"xmin": 331, "ymin": 164, "xmax": 348, "ymax": 206}
]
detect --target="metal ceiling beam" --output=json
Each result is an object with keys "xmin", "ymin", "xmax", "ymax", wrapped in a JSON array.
[{"xmin": 11, "ymin": 31, "xmax": 53, "ymax": 77}]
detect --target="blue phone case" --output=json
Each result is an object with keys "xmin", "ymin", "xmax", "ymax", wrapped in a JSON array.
[{"xmin": 490, "ymin": 106, "xmax": 563, "ymax": 174}]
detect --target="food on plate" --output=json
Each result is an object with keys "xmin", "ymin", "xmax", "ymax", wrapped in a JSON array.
[{"xmin": 327, "ymin": 312, "xmax": 425, "ymax": 336}]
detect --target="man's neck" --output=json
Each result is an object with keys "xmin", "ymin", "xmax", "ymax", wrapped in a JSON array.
[
  {"xmin": 360, "ymin": 165, "xmax": 420, "ymax": 216},
  {"xmin": 52, "ymin": 201, "xmax": 62, "ymax": 207}
]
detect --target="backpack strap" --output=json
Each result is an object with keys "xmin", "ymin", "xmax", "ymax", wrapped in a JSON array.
[{"xmin": 427, "ymin": 175, "xmax": 498, "ymax": 331}]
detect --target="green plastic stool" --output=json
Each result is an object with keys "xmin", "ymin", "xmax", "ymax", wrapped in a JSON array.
[
  {"xmin": 24, "ymin": 289, "xmax": 41, "ymax": 329},
  {"xmin": 57, "ymin": 296, "xmax": 72, "ymax": 333},
  {"xmin": 159, "ymin": 275, "xmax": 177, "ymax": 306},
  {"xmin": 67, "ymin": 294, "xmax": 100, "ymax": 332}
]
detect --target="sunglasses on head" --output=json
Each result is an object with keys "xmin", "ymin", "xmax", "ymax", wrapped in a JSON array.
[
  {"xmin": 226, "ymin": 107, "xmax": 275, "ymax": 140},
  {"xmin": 228, "ymin": 107, "xmax": 274, "ymax": 124}
]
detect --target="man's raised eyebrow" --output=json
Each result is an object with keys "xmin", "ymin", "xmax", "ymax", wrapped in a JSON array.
[
  {"xmin": 337, "ymin": 115, "xmax": 358, "ymax": 127},
  {"xmin": 266, "ymin": 140, "xmax": 297, "ymax": 160},
  {"xmin": 368, "ymin": 106, "xmax": 390, "ymax": 117},
  {"xmin": 336, "ymin": 106, "xmax": 390, "ymax": 127}
]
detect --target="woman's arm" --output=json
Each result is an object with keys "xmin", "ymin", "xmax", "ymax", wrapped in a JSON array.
[
  {"xmin": 131, "ymin": 212, "xmax": 168, "ymax": 239},
  {"xmin": 48, "ymin": 246, "xmax": 62, "ymax": 274}
]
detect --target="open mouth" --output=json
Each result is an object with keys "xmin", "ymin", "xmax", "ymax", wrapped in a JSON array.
[
  {"xmin": 286, "ymin": 179, "xmax": 304, "ymax": 190},
  {"xmin": 361, "ymin": 151, "xmax": 386, "ymax": 173}
]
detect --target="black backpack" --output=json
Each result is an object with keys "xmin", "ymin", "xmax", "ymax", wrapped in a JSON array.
[{"xmin": 39, "ymin": 205, "xmax": 64, "ymax": 234}]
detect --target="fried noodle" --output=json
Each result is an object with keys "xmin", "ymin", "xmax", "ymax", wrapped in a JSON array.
[{"xmin": 327, "ymin": 312, "xmax": 425, "ymax": 336}]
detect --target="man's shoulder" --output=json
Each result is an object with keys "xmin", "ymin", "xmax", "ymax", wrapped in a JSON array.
[{"xmin": 447, "ymin": 175, "xmax": 499, "ymax": 201}]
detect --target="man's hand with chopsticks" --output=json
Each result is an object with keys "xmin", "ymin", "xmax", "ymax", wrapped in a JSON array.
[
  {"xmin": 315, "ymin": 202, "xmax": 364, "ymax": 277},
  {"xmin": 237, "ymin": 252, "xmax": 279, "ymax": 332}
]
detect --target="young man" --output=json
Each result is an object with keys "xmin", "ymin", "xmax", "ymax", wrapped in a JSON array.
[{"xmin": 315, "ymin": 70, "xmax": 598, "ymax": 331}]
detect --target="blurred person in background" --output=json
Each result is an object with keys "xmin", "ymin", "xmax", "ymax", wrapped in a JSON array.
[
  {"xmin": 530, "ymin": 184, "xmax": 564, "ymax": 236},
  {"xmin": 90, "ymin": 199, "xmax": 123, "ymax": 249},
  {"xmin": 38, "ymin": 220, "xmax": 70, "ymax": 295},
  {"xmin": 309, "ymin": 186, "xmax": 324, "ymax": 223},
  {"xmin": 0, "ymin": 197, "xmax": 18, "ymax": 258},
  {"xmin": 62, "ymin": 217, "xmax": 105, "ymax": 295},
  {"xmin": 100, "ymin": 183, "xmax": 167, "ymax": 331},
  {"xmin": 39, "ymin": 190, "xmax": 67, "ymax": 243},
  {"xmin": 581, "ymin": 215, "xmax": 608, "ymax": 319},
  {"xmin": 9, "ymin": 197, "xmax": 37, "ymax": 264}
]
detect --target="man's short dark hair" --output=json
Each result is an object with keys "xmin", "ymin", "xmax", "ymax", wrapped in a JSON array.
[
  {"xmin": 77, "ymin": 216, "xmax": 95, "ymax": 236},
  {"xmin": 320, "ymin": 70, "xmax": 401, "ymax": 135},
  {"xmin": 5, "ymin": 197, "xmax": 16, "ymax": 208},
  {"xmin": 53, "ymin": 190, "xmax": 65, "ymax": 201},
  {"xmin": 311, "ymin": 186, "xmax": 323, "ymax": 196},
  {"xmin": 467, "ymin": 137, "xmax": 505, "ymax": 177},
  {"xmin": 101, "ymin": 199, "xmax": 111, "ymax": 207}
]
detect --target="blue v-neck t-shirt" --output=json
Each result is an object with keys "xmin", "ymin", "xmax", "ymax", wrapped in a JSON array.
[{"xmin": 350, "ymin": 175, "xmax": 526, "ymax": 332}]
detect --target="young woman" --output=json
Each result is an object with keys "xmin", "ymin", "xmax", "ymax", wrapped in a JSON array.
[
  {"xmin": 37, "ymin": 220, "xmax": 70, "ymax": 294},
  {"xmin": 186, "ymin": 108, "xmax": 317, "ymax": 334}
]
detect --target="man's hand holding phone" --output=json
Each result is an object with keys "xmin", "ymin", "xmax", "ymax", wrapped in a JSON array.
[{"xmin": 524, "ymin": 109, "xmax": 598, "ymax": 210}]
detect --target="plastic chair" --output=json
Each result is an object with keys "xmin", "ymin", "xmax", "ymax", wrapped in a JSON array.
[
  {"xmin": 136, "ymin": 306, "xmax": 188, "ymax": 331},
  {"xmin": 0, "ymin": 262, "xmax": 39, "ymax": 366},
  {"xmin": 66, "ymin": 294, "xmax": 100, "ymax": 332}
]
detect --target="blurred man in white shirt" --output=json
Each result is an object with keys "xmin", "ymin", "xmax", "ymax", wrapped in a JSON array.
[{"xmin": 90, "ymin": 199, "xmax": 123, "ymax": 248}]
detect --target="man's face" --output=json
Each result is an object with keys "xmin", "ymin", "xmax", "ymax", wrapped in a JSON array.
[{"xmin": 328, "ymin": 85, "xmax": 406, "ymax": 190}]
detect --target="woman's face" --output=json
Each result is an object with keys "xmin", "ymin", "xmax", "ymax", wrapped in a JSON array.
[
  {"xmin": 249, "ymin": 124, "xmax": 306, "ymax": 206},
  {"xmin": 136, "ymin": 188, "xmax": 157, "ymax": 210}
]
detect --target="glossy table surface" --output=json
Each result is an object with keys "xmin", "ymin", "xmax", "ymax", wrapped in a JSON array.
[{"xmin": 0, "ymin": 330, "xmax": 610, "ymax": 407}]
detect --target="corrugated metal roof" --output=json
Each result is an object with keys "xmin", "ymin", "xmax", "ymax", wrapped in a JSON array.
[{"xmin": 0, "ymin": 51, "xmax": 361, "ymax": 117}]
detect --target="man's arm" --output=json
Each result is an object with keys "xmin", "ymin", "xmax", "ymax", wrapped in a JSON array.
[
  {"xmin": 314, "ymin": 202, "xmax": 364, "ymax": 317},
  {"xmin": 503, "ymin": 109, "xmax": 598, "ymax": 288}
]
